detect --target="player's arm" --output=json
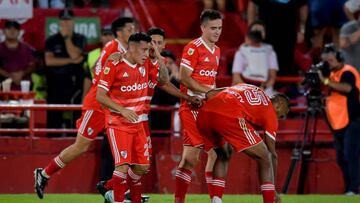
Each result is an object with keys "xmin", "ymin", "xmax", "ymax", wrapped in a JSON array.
[
  {"xmin": 158, "ymin": 82, "xmax": 202, "ymax": 107},
  {"xmin": 179, "ymin": 66, "xmax": 212, "ymax": 93},
  {"xmin": 205, "ymin": 87, "xmax": 226, "ymax": 100},
  {"xmin": 96, "ymin": 62, "xmax": 138, "ymax": 122},
  {"xmin": 64, "ymin": 35, "xmax": 85, "ymax": 60}
]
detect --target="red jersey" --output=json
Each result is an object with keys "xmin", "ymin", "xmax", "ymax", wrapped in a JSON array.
[
  {"xmin": 98, "ymin": 58, "xmax": 149, "ymax": 133},
  {"xmin": 82, "ymin": 39, "xmax": 127, "ymax": 110},
  {"xmin": 202, "ymin": 83, "xmax": 278, "ymax": 140},
  {"xmin": 179, "ymin": 37, "xmax": 220, "ymax": 110}
]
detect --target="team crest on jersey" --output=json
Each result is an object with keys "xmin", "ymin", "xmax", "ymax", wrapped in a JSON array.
[
  {"xmin": 104, "ymin": 67, "xmax": 110, "ymax": 75},
  {"xmin": 138, "ymin": 66, "xmax": 146, "ymax": 77},
  {"xmin": 120, "ymin": 150, "xmax": 128, "ymax": 159},
  {"xmin": 87, "ymin": 127, "xmax": 94, "ymax": 136},
  {"xmin": 188, "ymin": 48, "xmax": 195, "ymax": 55}
]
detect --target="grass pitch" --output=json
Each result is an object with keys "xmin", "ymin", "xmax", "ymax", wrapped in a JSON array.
[{"xmin": 0, "ymin": 194, "xmax": 359, "ymax": 203}]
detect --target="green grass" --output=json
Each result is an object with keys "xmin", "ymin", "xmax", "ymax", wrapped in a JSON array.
[{"xmin": 0, "ymin": 194, "xmax": 359, "ymax": 203}]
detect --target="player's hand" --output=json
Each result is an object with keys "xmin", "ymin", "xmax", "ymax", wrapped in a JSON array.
[
  {"xmin": 107, "ymin": 52, "xmax": 123, "ymax": 62},
  {"xmin": 151, "ymin": 41, "xmax": 162, "ymax": 60},
  {"xmin": 120, "ymin": 109, "xmax": 139, "ymax": 123},
  {"xmin": 188, "ymin": 96, "xmax": 203, "ymax": 108}
]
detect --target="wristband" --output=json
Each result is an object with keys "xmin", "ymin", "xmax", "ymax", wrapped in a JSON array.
[{"xmin": 323, "ymin": 78, "xmax": 330, "ymax": 86}]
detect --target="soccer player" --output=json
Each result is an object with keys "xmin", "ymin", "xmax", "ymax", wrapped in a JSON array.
[
  {"xmin": 33, "ymin": 17, "xmax": 135, "ymax": 199},
  {"xmin": 99, "ymin": 27, "xmax": 202, "ymax": 203},
  {"xmin": 174, "ymin": 9, "xmax": 223, "ymax": 203},
  {"xmin": 96, "ymin": 32, "xmax": 154, "ymax": 203},
  {"xmin": 197, "ymin": 84, "xmax": 289, "ymax": 203}
]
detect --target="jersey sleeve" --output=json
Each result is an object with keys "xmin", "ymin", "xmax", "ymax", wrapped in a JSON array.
[
  {"xmin": 180, "ymin": 43, "xmax": 199, "ymax": 72},
  {"xmin": 263, "ymin": 110, "xmax": 278, "ymax": 141},
  {"xmin": 98, "ymin": 60, "xmax": 117, "ymax": 92}
]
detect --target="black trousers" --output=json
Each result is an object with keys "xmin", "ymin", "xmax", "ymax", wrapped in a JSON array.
[
  {"xmin": 99, "ymin": 133, "xmax": 114, "ymax": 181},
  {"xmin": 333, "ymin": 118, "xmax": 360, "ymax": 193}
]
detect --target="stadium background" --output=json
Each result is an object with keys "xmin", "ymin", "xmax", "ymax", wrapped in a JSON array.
[{"xmin": 0, "ymin": 0, "xmax": 356, "ymax": 198}]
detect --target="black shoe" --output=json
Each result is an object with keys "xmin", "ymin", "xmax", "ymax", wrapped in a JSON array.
[
  {"xmin": 124, "ymin": 190, "xmax": 150, "ymax": 203},
  {"xmin": 34, "ymin": 168, "xmax": 49, "ymax": 199},
  {"xmin": 96, "ymin": 181, "xmax": 109, "ymax": 197}
]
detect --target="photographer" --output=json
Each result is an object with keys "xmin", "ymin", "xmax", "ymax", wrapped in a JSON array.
[{"xmin": 319, "ymin": 44, "xmax": 360, "ymax": 195}]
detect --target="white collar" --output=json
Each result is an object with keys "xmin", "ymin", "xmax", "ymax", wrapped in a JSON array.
[
  {"xmin": 123, "ymin": 58, "xmax": 137, "ymax": 68},
  {"xmin": 199, "ymin": 37, "xmax": 215, "ymax": 54},
  {"xmin": 115, "ymin": 38, "xmax": 127, "ymax": 53}
]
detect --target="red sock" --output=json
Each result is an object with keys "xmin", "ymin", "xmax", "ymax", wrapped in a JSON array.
[
  {"xmin": 261, "ymin": 182, "xmax": 275, "ymax": 203},
  {"xmin": 43, "ymin": 156, "xmax": 65, "ymax": 177},
  {"xmin": 113, "ymin": 171, "xmax": 127, "ymax": 202},
  {"xmin": 211, "ymin": 177, "xmax": 225, "ymax": 199},
  {"xmin": 174, "ymin": 168, "xmax": 192, "ymax": 203},
  {"xmin": 205, "ymin": 171, "xmax": 213, "ymax": 198},
  {"xmin": 104, "ymin": 178, "xmax": 114, "ymax": 190},
  {"xmin": 127, "ymin": 168, "xmax": 142, "ymax": 203}
]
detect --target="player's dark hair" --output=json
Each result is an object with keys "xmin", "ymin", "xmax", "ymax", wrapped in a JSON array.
[
  {"xmin": 200, "ymin": 9, "xmax": 222, "ymax": 24},
  {"xmin": 147, "ymin": 27, "xmax": 165, "ymax": 38},
  {"xmin": 128, "ymin": 32, "xmax": 152, "ymax": 44},
  {"xmin": 161, "ymin": 50, "xmax": 176, "ymax": 61},
  {"xmin": 249, "ymin": 20, "xmax": 265, "ymax": 30},
  {"xmin": 111, "ymin": 17, "xmax": 134, "ymax": 36}
]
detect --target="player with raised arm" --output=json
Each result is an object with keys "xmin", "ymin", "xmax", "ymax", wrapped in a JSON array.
[
  {"xmin": 197, "ymin": 84, "xmax": 289, "ymax": 203},
  {"xmin": 33, "ymin": 17, "xmax": 136, "ymax": 199},
  {"xmin": 174, "ymin": 9, "xmax": 223, "ymax": 203}
]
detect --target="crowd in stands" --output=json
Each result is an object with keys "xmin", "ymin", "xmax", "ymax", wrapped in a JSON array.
[{"xmin": 0, "ymin": 0, "xmax": 360, "ymax": 134}]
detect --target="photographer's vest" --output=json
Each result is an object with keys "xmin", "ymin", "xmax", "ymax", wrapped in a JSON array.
[{"xmin": 326, "ymin": 65, "xmax": 360, "ymax": 130}]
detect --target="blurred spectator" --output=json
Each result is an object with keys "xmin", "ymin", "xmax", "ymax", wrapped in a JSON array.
[
  {"xmin": 339, "ymin": 13, "xmax": 360, "ymax": 72},
  {"xmin": 0, "ymin": 20, "xmax": 36, "ymax": 91},
  {"xmin": 344, "ymin": 0, "xmax": 360, "ymax": 21},
  {"xmin": 150, "ymin": 50, "xmax": 180, "ymax": 137},
  {"xmin": 308, "ymin": 0, "xmax": 347, "ymax": 58},
  {"xmin": 248, "ymin": 0, "xmax": 308, "ymax": 75},
  {"xmin": 82, "ymin": 25, "xmax": 114, "ymax": 99},
  {"xmin": 202, "ymin": 0, "xmax": 226, "ymax": 12},
  {"xmin": 44, "ymin": 9, "xmax": 86, "ymax": 136},
  {"xmin": 232, "ymin": 21, "xmax": 278, "ymax": 95},
  {"xmin": 36, "ymin": 0, "xmax": 65, "ymax": 8}
]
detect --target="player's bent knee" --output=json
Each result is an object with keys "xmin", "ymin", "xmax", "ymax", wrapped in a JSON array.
[{"xmin": 131, "ymin": 165, "xmax": 150, "ymax": 175}]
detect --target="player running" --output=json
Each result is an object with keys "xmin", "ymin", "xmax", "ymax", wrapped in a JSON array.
[
  {"xmin": 174, "ymin": 9, "xmax": 223, "ymax": 203},
  {"xmin": 33, "ymin": 17, "xmax": 135, "ymax": 199},
  {"xmin": 197, "ymin": 83, "xmax": 289, "ymax": 203}
]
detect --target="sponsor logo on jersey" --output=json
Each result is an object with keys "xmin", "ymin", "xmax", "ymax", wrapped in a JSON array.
[
  {"xmin": 120, "ymin": 150, "xmax": 128, "ymax": 159},
  {"xmin": 139, "ymin": 66, "xmax": 146, "ymax": 77},
  {"xmin": 187, "ymin": 48, "xmax": 194, "ymax": 55},
  {"xmin": 120, "ymin": 82, "xmax": 148, "ymax": 92},
  {"xmin": 104, "ymin": 67, "xmax": 110, "ymax": 74},
  {"xmin": 87, "ymin": 127, "xmax": 94, "ymax": 136},
  {"xmin": 148, "ymin": 80, "xmax": 157, "ymax": 89},
  {"xmin": 204, "ymin": 57, "xmax": 210, "ymax": 62},
  {"xmin": 123, "ymin": 72, "xmax": 129, "ymax": 78},
  {"xmin": 199, "ymin": 69, "xmax": 217, "ymax": 77}
]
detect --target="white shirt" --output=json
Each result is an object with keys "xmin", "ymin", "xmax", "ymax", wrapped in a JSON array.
[
  {"xmin": 232, "ymin": 43, "xmax": 279, "ymax": 82},
  {"xmin": 345, "ymin": 0, "xmax": 360, "ymax": 13}
]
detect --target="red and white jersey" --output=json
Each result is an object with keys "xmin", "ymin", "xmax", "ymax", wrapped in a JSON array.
[
  {"xmin": 82, "ymin": 39, "xmax": 127, "ymax": 110},
  {"xmin": 98, "ymin": 58, "xmax": 149, "ymax": 133},
  {"xmin": 202, "ymin": 83, "xmax": 278, "ymax": 140},
  {"xmin": 180, "ymin": 37, "xmax": 220, "ymax": 110}
]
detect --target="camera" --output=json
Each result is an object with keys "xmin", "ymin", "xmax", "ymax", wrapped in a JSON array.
[{"xmin": 302, "ymin": 62, "xmax": 329, "ymax": 89}]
